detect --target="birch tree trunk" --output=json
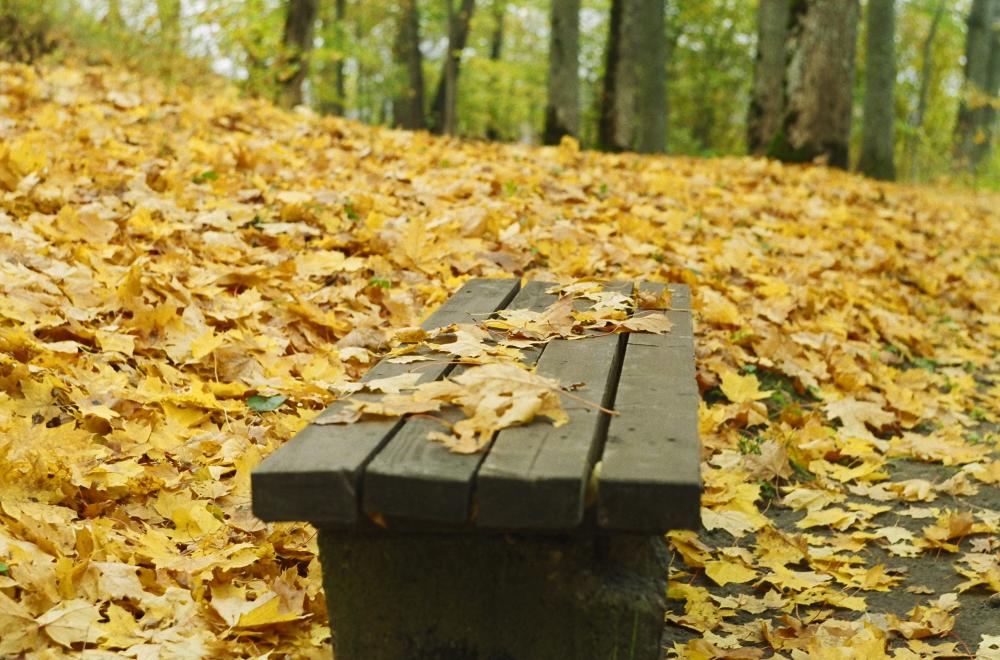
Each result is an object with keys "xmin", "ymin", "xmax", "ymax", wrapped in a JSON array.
[
  {"xmin": 278, "ymin": 0, "xmax": 319, "ymax": 109},
  {"xmin": 393, "ymin": 0, "xmax": 425, "ymax": 129},
  {"xmin": 543, "ymin": 0, "xmax": 580, "ymax": 145},
  {"xmin": 768, "ymin": 0, "xmax": 859, "ymax": 169},
  {"xmin": 954, "ymin": 0, "xmax": 999, "ymax": 172},
  {"xmin": 598, "ymin": 0, "xmax": 667, "ymax": 153},
  {"xmin": 859, "ymin": 0, "xmax": 896, "ymax": 180},
  {"xmin": 748, "ymin": 0, "xmax": 789, "ymax": 155}
]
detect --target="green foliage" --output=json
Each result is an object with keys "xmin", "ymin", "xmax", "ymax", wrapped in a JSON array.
[
  {"xmin": 0, "ymin": 0, "xmax": 60, "ymax": 63},
  {"xmin": 738, "ymin": 433, "xmax": 763, "ymax": 455},
  {"xmin": 667, "ymin": 0, "xmax": 755, "ymax": 156},
  {"xmin": 0, "ymin": 0, "xmax": 226, "ymax": 87},
  {"xmin": 2, "ymin": 0, "xmax": 996, "ymax": 187},
  {"xmin": 208, "ymin": 0, "xmax": 285, "ymax": 99},
  {"xmin": 460, "ymin": 9, "xmax": 548, "ymax": 141},
  {"xmin": 192, "ymin": 170, "xmax": 219, "ymax": 183},
  {"xmin": 246, "ymin": 394, "xmax": 288, "ymax": 412},
  {"xmin": 854, "ymin": 0, "xmax": 997, "ymax": 187}
]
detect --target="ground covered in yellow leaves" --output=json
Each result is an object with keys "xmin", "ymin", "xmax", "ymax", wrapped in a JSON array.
[{"xmin": 0, "ymin": 62, "xmax": 997, "ymax": 658}]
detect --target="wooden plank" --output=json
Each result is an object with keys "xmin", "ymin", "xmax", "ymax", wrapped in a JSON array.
[
  {"xmin": 251, "ymin": 278, "xmax": 520, "ymax": 525},
  {"xmin": 475, "ymin": 282, "xmax": 633, "ymax": 530},
  {"xmin": 666, "ymin": 283, "xmax": 691, "ymax": 310},
  {"xmin": 597, "ymin": 283, "xmax": 701, "ymax": 532},
  {"xmin": 362, "ymin": 281, "xmax": 558, "ymax": 524}
]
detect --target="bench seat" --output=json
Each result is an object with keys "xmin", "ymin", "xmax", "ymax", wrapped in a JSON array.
[{"xmin": 251, "ymin": 278, "xmax": 700, "ymax": 660}]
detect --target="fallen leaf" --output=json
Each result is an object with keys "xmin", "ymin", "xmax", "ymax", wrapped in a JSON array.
[
  {"xmin": 719, "ymin": 371, "xmax": 772, "ymax": 404},
  {"xmin": 35, "ymin": 599, "xmax": 102, "ymax": 648},
  {"xmin": 704, "ymin": 560, "xmax": 757, "ymax": 586}
]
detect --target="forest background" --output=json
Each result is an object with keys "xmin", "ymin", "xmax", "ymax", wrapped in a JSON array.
[{"xmin": 1, "ymin": 0, "xmax": 997, "ymax": 189}]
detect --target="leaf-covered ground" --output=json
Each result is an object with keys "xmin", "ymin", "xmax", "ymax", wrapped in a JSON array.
[{"xmin": 0, "ymin": 63, "xmax": 997, "ymax": 658}]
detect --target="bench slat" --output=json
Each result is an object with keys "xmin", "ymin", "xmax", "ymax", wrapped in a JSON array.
[
  {"xmin": 597, "ymin": 283, "xmax": 701, "ymax": 532},
  {"xmin": 251, "ymin": 278, "xmax": 521, "ymax": 525},
  {"xmin": 362, "ymin": 281, "xmax": 557, "ymax": 524},
  {"xmin": 475, "ymin": 282, "xmax": 632, "ymax": 530}
]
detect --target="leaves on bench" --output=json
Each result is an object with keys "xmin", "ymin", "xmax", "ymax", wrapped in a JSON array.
[
  {"xmin": 317, "ymin": 363, "xmax": 568, "ymax": 454},
  {"xmin": 323, "ymin": 284, "xmax": 675, "ymax": 452}
]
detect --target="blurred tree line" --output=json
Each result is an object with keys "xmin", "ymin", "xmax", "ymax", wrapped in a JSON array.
[{"xmin": 1, "ymin": 0, "xmax": 997, "ymax": 186}]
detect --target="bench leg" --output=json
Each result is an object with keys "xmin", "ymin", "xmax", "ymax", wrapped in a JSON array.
[{"xmin": 317, "ymin": 530, "xmax": 669, "ymax": 660}]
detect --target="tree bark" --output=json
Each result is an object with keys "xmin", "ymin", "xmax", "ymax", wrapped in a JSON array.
[
  {"xmin": 768, "ymin": 0, "xmax": 859, "ymax": 169},
  {"xmin": 598, "ymin": 0, "xmax": 667, "ymax": 153},
  {"xmin": 330, "ymin": 0, "xmax": 346, "ymax": 115},
  {"xmin": 954, "ymin": 0, "xmax": 999, "ymax": 172},
  {"xmin": 278, "ymin": 0, "xmax": 320, "ymax": 109},
  {"xmin": 393, "ymin": 0, "xmax": 425, "ymax": 129},
  {"xmin": 543, "ymin": 0, "xmax": 581, "ymax": 145},
  {"xmin": 859, "ymin": 0, "xmax": 896, "ymax": 180},
  {"xmin": 429, "ymin": 0, "xmax": 477, "ymax": 134},
  {"xmin": 489, "ymin": 0, "xmax": 504, "ymax": 60},
  {"xmin": 905, "ymin": 0, "xmax": 945, "ymax": 177},
  {"xmin": 748, "ymin": 0, "xmax": 789, "ymax": 155},
  {"xmin": 444, "ymin": 0, "xmax": 457, "ymax": 134},
  {"xmin": 486, "ymin": 0, "xmax": 506, "ymax": 140}
]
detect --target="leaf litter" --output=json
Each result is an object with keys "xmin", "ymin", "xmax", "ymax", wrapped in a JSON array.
[{"xmin": 0, "ymin": 61, "xmax": 997, "ymax": 657}]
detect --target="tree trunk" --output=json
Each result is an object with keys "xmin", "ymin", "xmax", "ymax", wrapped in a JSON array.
[
  {"xmin": 598, "ymin": 0, "xmax": 667, "ymax": 153},
  {"xmin": 486, "ymin": 0, "xmax": 506, "ymax": 140},
  {"xmin": 543, "ymin": 0, "xmax": 581, "ymax": 145},
  {"xmin": 354, "ymin": 14, "xmax": 370, "ymax": 123},
  {"xmin": 489, "ymin": 0, "xmax": 504, "ymax": 60},
  {"xmin": 954, "ymin": 0, "xmax": 999, "ymax": 172},
  {"xmin": 330, "ymin": 0, "xmax": 346, "ymax": 115},
  {"xmin": 768, "ymin": 0, "xmax": 859, "ymax": 169},
  {"xmin": 429, "ymin": 0, "xmax": 477, "ymax": 135},
  {"xmin": 905, "ymin": 0, "xmax": 945, "ymax": 178},
  {"xmin": 393, "ymin": 0, "xmax": 425, "ymax": 129},
  {"xmin": 859, "ymin": 0, "xmax": 896, "ymax": 180},
  {"xmin": 278, "ymin": 0, "xmax": 320, "ymax": 109},
  {"xmin": 444, "ymin": 0, "xmax": 457, "ymax": 134},
  {"xmin": 748, "ymin": 0, "xmax": 789, "ymax": 155}
]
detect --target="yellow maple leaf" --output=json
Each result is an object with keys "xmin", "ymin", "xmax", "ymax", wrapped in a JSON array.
[
  {"xmin": 704, "ymin": 560, "xmax": 757, "ymax": 587},
  {"xmin": 667, "ymin": 530, "xmax": 711, "ymax": 568},
  {"xmin": 189, "ymin": 330, "xmax": 226, "ymax": 361},
  {"xmin": 719, "ymin": 370, "xmax": 772, "ymax": 404},
  {"xmin": 236, "ymin": 593, "xmax": 306, "ymax": 628},
  {"xmin": 35, "ymin": 599, "xmax": 102, "ymax": 648},
  {"xmin": 796, "ymin": 507, "xmax": 861, "ymax": 531}
]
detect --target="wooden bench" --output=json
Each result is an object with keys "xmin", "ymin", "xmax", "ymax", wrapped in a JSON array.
[{"xmin": 252, "ymin": 278, "xmax": 700, "ymax": 660}]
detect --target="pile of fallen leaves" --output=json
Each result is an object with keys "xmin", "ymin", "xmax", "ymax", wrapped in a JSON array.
[{"xmin": 0, "ymin": 61, "xmax": 997, "ymax": 657}]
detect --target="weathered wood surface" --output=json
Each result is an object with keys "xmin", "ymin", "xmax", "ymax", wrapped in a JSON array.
[
  {"xmin": 253, "ymin": 279, "xmax": 700, "ymax": 533},
  {"xmin": 319, "ymin": 530, "xmax": 669, "ymax": 660},
  {"xmin": 251, "ymin": 278, "xmax": 520, "ymax": 524},
  {"xmin": 475, "ymin": 282, "xmax": 631, "ymax": 530},
  {"xmin": 363, "ymin": 281, "xmax": 557, "ymax": 523},
  {"xmin": 596, "ymin": 283, "xmax": 700, "ymax": 531}
]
